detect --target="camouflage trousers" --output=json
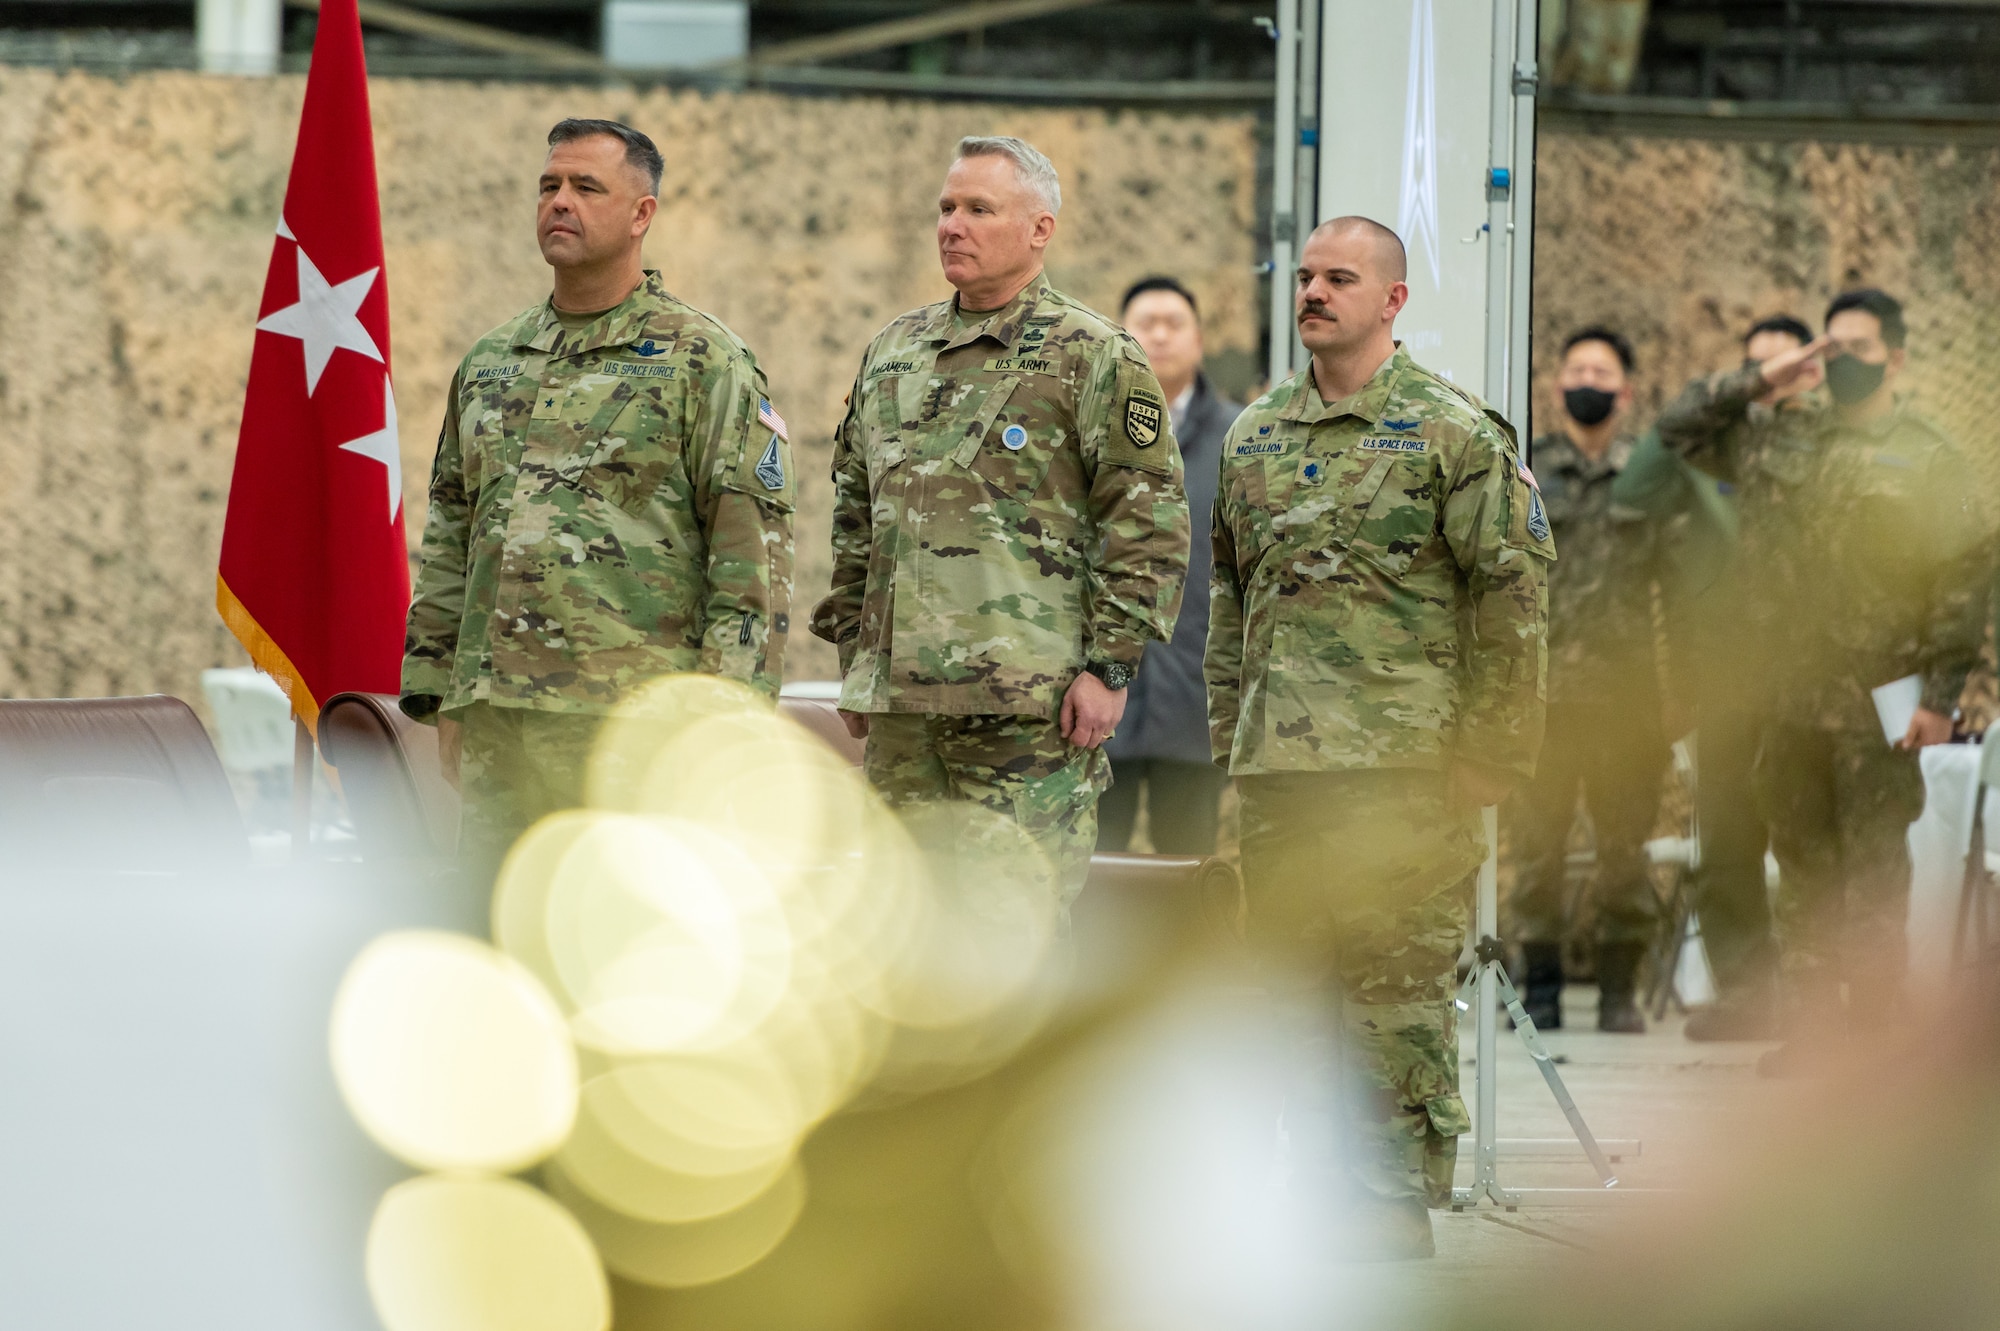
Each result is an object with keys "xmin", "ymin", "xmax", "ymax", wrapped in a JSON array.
[
  {"xmin": 1238, "ymin": 770, "xmax": 1486, "ymax": 1206},
  {"xmin": 453, "ymin": 702, "xmax": 603, "ymax": 899},
  {"xmin": 1508, "ymin": 699, "xmax": 1668, "ymax": 948},
  {"xmin": 863, "ymin": 713, "xmax": 1109, "ymax": 905},
  {"xmin": 1756, "ymin": 722, "xmax": 1925, "ymax": 1025}
]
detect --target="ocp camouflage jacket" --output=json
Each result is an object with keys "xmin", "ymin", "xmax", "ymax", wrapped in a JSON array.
[
  {"xmin": 402, "ymin": 271, "xmax": 795, "ymax": 718},
  {"xmin": 810, "ymin": 274, "xmax": 1190, "ymax": 717},
  {"xmin": 1205, "ymin": 345, "xmax": 1555, "ymax": 778}
]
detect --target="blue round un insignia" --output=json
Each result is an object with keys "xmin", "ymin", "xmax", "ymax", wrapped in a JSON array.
[{"xmin": 1001, "ymin": 424, "xmax": 1028, "ymax": 451}]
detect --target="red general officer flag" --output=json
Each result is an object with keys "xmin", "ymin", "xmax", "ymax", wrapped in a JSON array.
[{"xmin": 217, "ymin": 0, "xmax": 407, "ymax": 734}]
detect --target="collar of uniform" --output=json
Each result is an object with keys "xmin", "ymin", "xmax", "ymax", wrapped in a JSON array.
[
  {"xmin": 923, "ymin": 272, "xmax": 1052, "ymax": 351},
  {"xmin": 1533, "ymin": 430, "xmax": 1634, "ymax": 479},
  {"xmin": 517, "ymin": 269, "xmax": 670, "ymax": 356},
  {"xmin": 1281, "ymin": 342, "xmax": 1412, "ymax": 425}
]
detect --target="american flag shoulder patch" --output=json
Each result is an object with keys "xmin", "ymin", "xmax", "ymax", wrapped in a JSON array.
[{"xmin": 758, "ymin": 399, "xmax": 788, "ymax": 440}]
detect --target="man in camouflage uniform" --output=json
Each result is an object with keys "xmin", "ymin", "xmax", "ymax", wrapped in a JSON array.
[
  {"xmin": 1206, "ymin": 217, "xmax": 1553, "ymax": 1257},
  {"xmin": 1508, "ymin": 326, "xmax": 1664, "ymax": 1034},
  {"xmin": 1658, "ymin": 289, "xmax": 1989, "ymax": 1075},
  {"xmin": 403, "ymin": 119, "xmax": 795, "ymax": 890},
  {"xmin": 1625, "ymin": 314, "xmax": 1821, "ymax": 1040},
  {"xmin": 810, "ymin": 136, "xmax": 1188, "ymax": 901}
]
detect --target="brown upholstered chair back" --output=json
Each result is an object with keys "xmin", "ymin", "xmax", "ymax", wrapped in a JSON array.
[
  {"xmin": 0, "ymin": 695, "xmax": 246, "ymax": 870},
  {"xmin": 318, "ymin": 693, "xmax": 460, "ymax": 860},
  {"xmin": 777, "ymin": 695, "xmax": 865, "ymax": 767}
]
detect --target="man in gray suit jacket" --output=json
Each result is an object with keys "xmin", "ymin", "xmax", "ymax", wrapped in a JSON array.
[{"xmin": 1099, "ymin": 276, "xmax": 1240, "ymax": 854}]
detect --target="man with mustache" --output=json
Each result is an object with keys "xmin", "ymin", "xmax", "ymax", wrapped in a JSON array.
[
  {"xmin": 403, "ymin": 118, "xmax": 796, "ymax": 892},
  {"xmin": 1206, "ymin": 216, "xmax": 1554, "ymax": 1257},
  {"xmin": 1507, "ymin": 326, "xmax": 1665, "ymax": 1035},
  {"xmin": 811, "ymin": 136, "xmax": 1188, "ymax": 902},
  {"xmin": 1657, "ymin": 288, "xmax": 1991, "ymax": 1077}
]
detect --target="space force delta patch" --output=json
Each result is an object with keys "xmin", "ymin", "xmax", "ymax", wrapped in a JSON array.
[
  {"xmin": 1357, "ymin": 435, "xmax": 1428, "ymax": 453},
  {"xmin": 755, "ymin": 435, "xmax": 786, "ymax": 491}
]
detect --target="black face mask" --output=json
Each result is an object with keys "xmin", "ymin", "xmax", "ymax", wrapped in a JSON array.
[
  {"xmin": 1824, "ymin": 354, "xmax": 1886, "ymax": 406},
  {"xmin": 1563, "ymin": 386, "xmax": 1617, "ymax": 426}
]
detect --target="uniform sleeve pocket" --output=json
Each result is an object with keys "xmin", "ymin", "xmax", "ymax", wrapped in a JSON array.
[{"xmin": 1100, "ymin": 357, "xmax": 1174, "ymax": 476}]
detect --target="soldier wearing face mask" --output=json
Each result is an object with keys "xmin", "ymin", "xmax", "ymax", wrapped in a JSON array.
[
  {"xmin": 1508, "ymin": 326, "xmax": 1666, "ymax": 1034},
  {"xmin": 1658, "ymin": 288, "xmax": 1992, "ymax": 1077}
]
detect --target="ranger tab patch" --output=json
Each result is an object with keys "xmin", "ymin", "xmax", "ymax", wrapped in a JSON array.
[
  {"xmin": 1125, "ymin": 395, "xmax": 1164, "ymax": 448},
  {"xmin": 755, "ymin": 434, "xmax": 786, "ymax": 491}
]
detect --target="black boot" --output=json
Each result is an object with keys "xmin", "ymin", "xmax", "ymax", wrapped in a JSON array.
[
  {"xmin": 1519, "ymin": 941, "xmax": 1563, "ymax": 1030},
  {"xmin": 1596, "ymin": 942, "xmax": 1647, "ymax": 1033}
]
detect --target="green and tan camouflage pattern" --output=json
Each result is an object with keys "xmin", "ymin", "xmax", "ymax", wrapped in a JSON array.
[
  {"xmin": 403, "ymin": 270, "xmax": 796, "ymax": 718},
  {"xmin": 1205, "ymin": 345, "xmax": 1556, "ymax": 779},
  {"xmin": 810, "ymin": 273, "xmax": 1190, "ymax": 718},
  {"xmin": 454, "ymin": 701, "xmax": 602, "ymax": 894},
  {"xmin": 1239, "ymin": 770, "xmax": 1485, "ymax": 1204},
  {"xmin": 863, "ymin": 711, "xmax": 1108, "ymax": 903},
  {"xmin": 1527, "ymin": 431, "xmax": 1660, "ymax": 706},
  {"xmin": 1657, "ymin": 364, "xmax": 1991, "ymax": 731}
]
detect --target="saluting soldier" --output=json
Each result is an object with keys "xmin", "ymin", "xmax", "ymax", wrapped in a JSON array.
[
  {"xmin": 810, "ymin": 136, "xmax": 1190, "ymax": 901},
  {"xmin": 403, "ymin": 118, "xmax": 796, "ymax": 889},
  {"xmin": 1205, "ymin": 216, "xmax": 1554, "ymax": 1258}
]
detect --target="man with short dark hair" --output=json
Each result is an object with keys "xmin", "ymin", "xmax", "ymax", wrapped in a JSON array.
[
  {"xmin": 403, "ymin": 119, "xmax": 796, "ymax": 891},
  {"xmin": 1508, "ymin": 326, "xmax": 1664, "ymax": 1033},
  {"xmin": 1207, "ymin": 215, "xmax": 1552, "ymax": 1257},
  {"xmin": 1658, "ymin": 288, "xmax": 1990, "ymax": 1075},
  {"xmin": 1621, "ymin": 313, "xmax": 1823, "ymax": 1040},
  {"xmin": 1097, "ymin": 276, "xmax": 1239, "ymax": 855},
  {"xmin": 811, "ymin": 136, "xmax": 1189, "ymax": 903}
]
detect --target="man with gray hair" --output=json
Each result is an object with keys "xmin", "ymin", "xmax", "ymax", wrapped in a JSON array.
[{"xmin": 811, "ymin": 135, "xmax": 1191, "ymax": 901}]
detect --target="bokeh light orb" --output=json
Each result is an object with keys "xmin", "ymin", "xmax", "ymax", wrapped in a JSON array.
[{"xmin": 331, "ymin": 930, "xmax": 577, "ymax": 1173}]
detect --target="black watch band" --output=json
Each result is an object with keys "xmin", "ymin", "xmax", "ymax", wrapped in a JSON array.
[{"xmin": 1085, "ymin": 659, "xmax": 1136, "ymax": 691}]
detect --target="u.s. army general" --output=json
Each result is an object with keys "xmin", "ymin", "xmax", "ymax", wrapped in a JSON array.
[{"xmin": 810, "ymin": 136, "xmax": 1190, "ymax": 900}]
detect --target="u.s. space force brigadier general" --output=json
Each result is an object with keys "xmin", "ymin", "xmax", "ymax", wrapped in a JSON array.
[
  {"xmin": 403, "ymin": 118, "xmax": 796, "ymax": 891},
  {"xmin": 1206, "ymin": 216, "xmax": 1555, "ymax": 1259}
]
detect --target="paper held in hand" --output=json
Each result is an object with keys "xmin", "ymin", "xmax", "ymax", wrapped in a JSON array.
[{"xmin": 1872, "ymin": 674, "xmax": 1923, "ymax": 746}]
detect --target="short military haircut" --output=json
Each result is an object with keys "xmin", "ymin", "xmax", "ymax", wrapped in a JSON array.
[
  {"xmin": 547, "ymin": 117, "xmax": 664, "ymax": 196},
  {"xmin": 1121, "ymin": 275, "xmax": 1199, "ymax": 321},
  {"xmin": 1563, "ymin": 324, "xmax": 1635, "ymax": 372},
  {"xmin": 1825, "ymin": 287, "xmax": 1907, "ymax": 349},
  {"xmin": 1744, "ymin": 314, "xmax": 1813, "ymax": 348},
  {"xmin": 956, "ymin": 135, "xmax": 1063, "ymax": 214},
  {"xmin": 1308, "ymin": 216, "xmax": 1408, "ymax": 283}
]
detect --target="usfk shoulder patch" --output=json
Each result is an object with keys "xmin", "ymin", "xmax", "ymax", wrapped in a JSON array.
[
  {"xmin": 1125, "ymin": 395, "xmax": 1164, "ymax": 448},
  {"xmin": 755, "ymin": 434, "xmax": 786, "ymax": 490},
  {"xmin": 1358, "ymin": 435, "xmax": 1429, "ymax": 453}
]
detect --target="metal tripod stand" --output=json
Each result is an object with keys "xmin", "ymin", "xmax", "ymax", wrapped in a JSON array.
[{"xmin": 1452, "ymin": 808, "xmax": 1623, "ymax": 1210}]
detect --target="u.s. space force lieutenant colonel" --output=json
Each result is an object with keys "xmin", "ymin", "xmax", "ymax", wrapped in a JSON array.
[
  {"xmin": 1206, "ymin": 216, "xmax": 1554, "ymax": 1259},
  {"xmin": 403, "ymin": 118, "xmax": 796, "ymax": 890},
  {"xmin": 810, "ymin": 136, "xmax": 1189, "ymax": 900}
]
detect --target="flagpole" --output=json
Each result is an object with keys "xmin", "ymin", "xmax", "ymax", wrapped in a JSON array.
[{"xmin": 291, "ymin": 714, "xmax": 315, "ymax": 861}]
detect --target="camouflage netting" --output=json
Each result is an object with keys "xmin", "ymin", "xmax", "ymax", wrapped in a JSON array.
[
  {"xmin": 2, "ymin": 65, "xmax": 1996, "ymax": 713},
  {"xmin": 0, "ymin": 67, "xmax": 1258, "ymax": 702}
]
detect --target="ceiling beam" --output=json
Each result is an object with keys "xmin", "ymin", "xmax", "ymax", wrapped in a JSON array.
[{"xmin": 721, "ymin": 0, "xmax": 1120, "ymax": 69}]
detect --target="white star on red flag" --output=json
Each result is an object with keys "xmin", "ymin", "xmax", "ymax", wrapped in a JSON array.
[
  {"xmin": 336, "ymin": 375, "xmax": 402, "ymax": 520},
  {"xmin": 255, "ymin": 238, "xmax": 384, "ymax": 394}
]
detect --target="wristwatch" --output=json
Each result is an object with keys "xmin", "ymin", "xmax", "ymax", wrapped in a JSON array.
[{"xmin": 1084, "ymin": 659, "xmax": 1136, "ymax": 691}]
